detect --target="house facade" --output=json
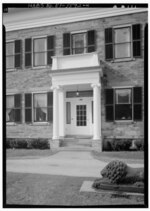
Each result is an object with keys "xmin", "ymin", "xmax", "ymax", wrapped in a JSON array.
[{"xmin": 4, "ymin": 7, "xmax": 147, "ymax": 151}]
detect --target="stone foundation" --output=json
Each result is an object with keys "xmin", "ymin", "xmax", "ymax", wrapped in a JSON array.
[
  {"xmin": 50, "ymin": 139, "xmax": 60, "ymax": 150},
  {"xmin": 92, "ymin": 139, "xmax": 102, "ymax": 152}
]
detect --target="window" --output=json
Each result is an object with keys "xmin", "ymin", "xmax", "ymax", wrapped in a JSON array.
[
  {"xmin": 6, "ymin": 94, "xmax": 21, "ymax": 123},
  {"xmin": 105, "ymin": 24, "xmax": 141, "ymax": 60},
  {"xmin": 105, "ymin": 87, "xmax": 142, "ymax": 122},
  {"xmin": 33, "ymin": 36, "xmax": 55, "ymax": 67},
  {"xmin": 76, "ymin": 105, "xmax": 87, "ymax": 126},
  {"xmin": 63, "ymin": 30, "xmax": 96, "ymax": 55},
  {"xmin": 66, "ymin": 102, "xmax": 71, "ymax": 124},
  {"xmin": 6, "ymin": 40, "xmax": 22, "ymax": 69},
  {"xmin": 33, "ymin": 92, "xmax": 53, "ymax": 122}
]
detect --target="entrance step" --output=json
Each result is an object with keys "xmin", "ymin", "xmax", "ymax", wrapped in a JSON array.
[{"xmin": 60, "ymin": 137, "xmax": 92, "ymax": 149}]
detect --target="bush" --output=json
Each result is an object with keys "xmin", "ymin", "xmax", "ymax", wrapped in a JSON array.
[
  {"xmin": 134, "ymin": 139, "xmax": 144, "ymax": 151},
  {"xmin": 102, "ymin": 139, "xmax": 112, "ymax": 151},
  {"xmin": 6, "ymin": 138, "xmax": 50, "ymax": 149},
  {"xmin": 111, "ymin": 139, "xmax": 132, "ymax": 151}
]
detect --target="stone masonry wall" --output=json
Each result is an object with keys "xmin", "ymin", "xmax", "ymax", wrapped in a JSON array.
[{"xmin": 6, "ymin": 12, "xmax": 147, "ymax": 139}]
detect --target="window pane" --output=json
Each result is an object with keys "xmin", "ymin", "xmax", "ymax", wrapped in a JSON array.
[
  {"xmin": 34, "ymin": 94, "xmax": 47, "ymax": 107},
  {"xmin": 115, "ymin": 43, "xmax": 131, "ymax": 58},
  {"xmin": 116, "ymin": 89, "xmax": 131, "ymax": 104},
  {"xmin": 115, "ymin": 27, "xmax": 131, "ymax": 43},
  {"xmin": 6, "ymin": 109, "xmax": 14, "ymax": 122},
  {"xmin": 15, "ymin": 40, "xmax": 21, "ymax": 53},
  {"xmin": 115, "ymin": 105, "xmax": 132, "ymax": 120},
  {"xmin": 6, "ymin": 56, "xmax": 14, "ymax": 69},
  {"xmin": 7, "ymin": 95, "xmax": 14, "ymax": 108},
  {"xmin": 34, "ymin": 52, "xmax": 46, "ymax": 66},
  {"xmin": 34, "ymin": 107, "xmax": 47, "ymax": 122},
  {"xmin": 34, "ymin": 38, "xmax": 46, "ymax": 52},
  {"xmin": 6, "ymin": 42, "xmax": 14, "ymax": 55}
]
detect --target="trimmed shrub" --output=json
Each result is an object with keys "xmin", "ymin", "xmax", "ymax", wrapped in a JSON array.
[
  {"xmin": 6, "ymin": 138, "xmax": 50, "ymax": 149},
  {"xmin": 111, "ymin": 139, "xmax": 132, "ymax": 151},
  {"xmin": 102, "ymin": 139, "xmax": 112, "ymax": 151},
  {"xmin": 134, "ymin": 139, "xmax": 144, "ymax": 151}
]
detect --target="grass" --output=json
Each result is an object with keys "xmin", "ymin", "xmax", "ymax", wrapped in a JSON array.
[
  {"xmin": 5, "ymin": 172, "xmax": 144, "ymax": 206},
  {"xmin": 6, "ymin": 149, "xmax": 58, "ymax": 159},
  {"xmin": 92, "ymin": 151, "xmax": 144, "ymax": 164}
]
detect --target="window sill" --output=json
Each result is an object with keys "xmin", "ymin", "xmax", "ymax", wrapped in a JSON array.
[
  {"xmin": 32, "ymin": 122, "xmax": 52, "ymax": 126},
  {"xmin": 111, "ymin": 58, "xmax": 136, "ymax": 63},
  {"xmin": 6, "ymin": 122, "xmax": 17, "ymax": 126},
  {"xmin": 114, "ymin": 120, "xmax": 134, "ymax": 124}
]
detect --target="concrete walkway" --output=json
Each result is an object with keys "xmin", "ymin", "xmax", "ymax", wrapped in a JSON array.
[{"xmin": 7, "ymin": 150, "xmax": 144, "ymax": 178}]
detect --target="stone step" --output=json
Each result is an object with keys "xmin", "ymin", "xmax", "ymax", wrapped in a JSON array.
[{"xmin": 60, "ymin": 138, "xmax": 92, "ymax": 147}]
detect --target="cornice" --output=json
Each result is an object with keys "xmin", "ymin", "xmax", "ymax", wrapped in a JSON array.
[{"xmin": 4, "ymin": 8, "xmax": 147, "ymax": 32}]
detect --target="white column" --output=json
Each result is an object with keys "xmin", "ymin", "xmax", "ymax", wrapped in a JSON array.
[
  {"xmin": 91, "ymin": 83, "xmax": 101, "ymax": 140},
  {"xmin": 59, "ymin": 88, "xmax": 65, "ymax": 138},
  {"xmin": 52, "ymin": 86, "xmax": 59, "ymax": 140}
]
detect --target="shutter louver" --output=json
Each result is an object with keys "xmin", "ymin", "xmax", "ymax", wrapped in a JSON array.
[
  {"xmin": 132, "ymin": 24, "xmax": 141, "ymax": 57},
  {"xmin": 47, "ymin": 36, "xmax": 55, "ymax": 65},
  {"xmin": 14, "ymin": 94, "xmax": 21, "ymax": 122},
  {"xmin": 133, "ymin": 87, "xmax": 142, "ymax": 121},
  {"xmin": 25, "ymin": 93, "xmax": 32, "ymax": 123},
  {"xmin": 47, "ymin": 92, "xmax": 53, "ymax": 122},
  {"xmin": 15, "ymin": 40, "xmax": 22, "ymax": 68},
  {"xmin": 105, "ymin": 89, "xmax": 114, "ymax": 121},
  {"xmin": 25, "ymin": 38, "xmax": 32, "ymax": 67},
  {"xmin": 63, "ymin": 33, "xmax": 71, "ymax": 55},
  {"xmin": 105, "ymin": 28, "xmax": 113, "ymax": 60},
  {"xmin": 87, "ymin": 30, "xmax": 96, "ymax": 52}
]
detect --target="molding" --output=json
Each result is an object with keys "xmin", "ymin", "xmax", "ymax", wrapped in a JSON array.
[{"xmin": 4, "ymin": 8, "xmax": 147, "ymax": 32}]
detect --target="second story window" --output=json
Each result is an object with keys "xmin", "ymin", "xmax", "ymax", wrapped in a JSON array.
[
  {"xmin": 6, "ymin": 40, "xmax": 22, "ymax": 70},
  {"xmin": 105, "ymin": 24, "xmax": 141, "ymax": 61},
  {"xmin": 63, "ymin": 30, "xmax": 96, "ymax": 55},
  {"xmin": 25, "ymin": 36, "xmax": 55, "ymax": 68}
]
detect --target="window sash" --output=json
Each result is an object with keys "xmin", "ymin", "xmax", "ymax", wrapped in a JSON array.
[{"xmin": 72, "ymin": 33, "xmax": 87, "ymax": 54}]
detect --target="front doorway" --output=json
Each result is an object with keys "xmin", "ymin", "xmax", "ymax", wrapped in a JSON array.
[{"xmin": 66, "ymin": 96, "xmax": 93, "ymax": 136}]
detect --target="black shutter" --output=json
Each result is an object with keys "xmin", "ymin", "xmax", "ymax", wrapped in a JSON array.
[
  {"xmin": 15, "ymin": 40, "xmax": 22, "ymax": 68},
  {"xmin": 105, "ymin": 28, "xmax": 113, "ymax": 60},
  {"xmin": 14, "ymin": 94, "xmax": 21, "ymax": 122},
  {"xmin": 133, "ymin": 87, "xmax": 142, "ymax": 121},
  {"xmin": 47, "ymin": 36, "xmax": 55, "ymax": 65},
  {"xmin": 105, "ymin": 89, "xmax": 114, "ymax": 121},
  {"xmin": 47, "ymin": 92, "xmax": 53, "ymax": 122},
  {"xmin": 63, "ymin": 33, "xmax": 71, "ymax": 55},
  {"xmin": 87, "ymin": 30, "xmax": 96, "ymax": 52},
  {"xmin": 25, "ymin": 38, "xmax": 32, "ymax": 67},
  {"xmin": 132, "ymin": 24, "xmax": 141, "ymax": 57},
  {"xmin": 25, "ymin": 93, "xmax": 32, "ymax": 123}
]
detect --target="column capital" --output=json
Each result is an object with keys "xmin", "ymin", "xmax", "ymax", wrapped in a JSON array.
[
  {"xmin": 51, "ymin": 85, "xmax": 60, "ymax": 90},
  {"xmin": 91, "ymin": 83, "xmax": 101, "ymax": 88}
]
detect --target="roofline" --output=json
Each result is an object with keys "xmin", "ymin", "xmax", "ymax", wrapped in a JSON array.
[{"xmin": 4, "ymin": 8, "xmax": 147, "ymax": 32}]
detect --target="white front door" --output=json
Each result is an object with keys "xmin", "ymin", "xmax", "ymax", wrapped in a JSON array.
[{"xmin": 66, "ymin": 97, "xmax": 93, "ymax": 136}]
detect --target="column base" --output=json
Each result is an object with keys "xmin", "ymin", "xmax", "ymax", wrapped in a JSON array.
[
  {"xmin": 92, "ymin": 139, "xmax": 102, "ymax": 152},
  {"xmin": 50, "ymin": 139, "xmax": 60, "ymax": 150}
]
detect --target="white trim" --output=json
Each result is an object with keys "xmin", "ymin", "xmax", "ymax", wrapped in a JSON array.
[
  {"xmin": 71, "ymin": 30, "xmax": 87, "ymax": 34},
  {"xmin": 113, "ymin": 23, "xmax": 132, "ymax": 29},
  {"xmin": 112, "ymin": 85, "xmax": 134, "ymax": 89},
  {"xmin": 4, "ymin": 8, "xmax": 147, "ymax": 32}
]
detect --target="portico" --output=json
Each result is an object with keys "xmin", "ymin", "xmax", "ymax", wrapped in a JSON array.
[{"xmin": 50, "ymin": 53, "xmax": 102, "ymax": 150}]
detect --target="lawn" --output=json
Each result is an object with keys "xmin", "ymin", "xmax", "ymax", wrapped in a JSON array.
[
  {"xmin": 6, "ymin": 149, "xmax": 57, "ymax": 159},
  {"xmin": 6, "ymin": 149, "xmax": 144, "ymax": 164},
  {"xmin": 5, "ymin": 172, "xmax": 145, "ymax": 206},
  {"xmin": 92, "ymin": 151, "xmax": 144, "ymax": 164}
]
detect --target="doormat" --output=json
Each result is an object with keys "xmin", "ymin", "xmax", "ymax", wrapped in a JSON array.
[{"xmin": 80, "ymin": 181, "xmax": 144, "ymax": 196}]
